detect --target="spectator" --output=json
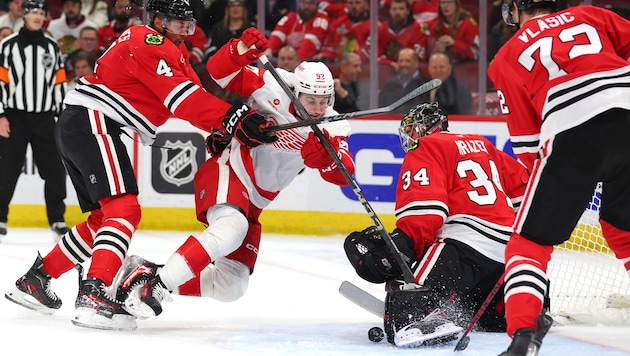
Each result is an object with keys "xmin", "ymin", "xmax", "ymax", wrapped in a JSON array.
[
  {"xmin": 426, "ymin": 51, "xmax": 471, "ymax": 114},
  {"xmin": 247, "ymin": 0, "xmax": 294, "ymax": 36},
  {"xmin": 66, "ymin": 48, "xmax": 95, "ymax": 91},
  {"xmin": 80, "ymin": 0, "xmax": 108, "ymax": 27},
  {"xmin": 264, "ymin": 0, "xmax": 330, "ymax": 62},
  {"xmin": 184, "ymin": 24, "xmax": 208, "ymax": 65},
  {"xmin": 315, "ymin": 0, "xmax": 371, "ymax": 63},
  {"xmin": 379, "ymin": 47, "xmax": 425, "ymax": 113},
  {"xmin": 97, "ymin": 0, "xmax": 141, "ymax": 53},
  {"xmin": 64, "ymin": 26, "xmax": 98, "ymax": 80},
  {"xmin": 0, "ymin": 25, "xmax": 12, "ymax": 40},
  {"xmin": 423, "ymin": 0, "xmax": 479, "ymax": 63},
  {"xmin": 0, "ymin": 0, "xmax": 23, "ymax": 32},
  {"xmin": 276, "ymin": 45, "xmax": 300, "ymax": 72},
  {"xmin": 319, "ymin": 0, "xmax": 347, "ymax": 19},
  {"xmin": 378, "ymin": 0, "xmax": 428, "ymax": 64},
  {"xmin": 488, "ymin": 19, "xmax": 516, "ymax": 62},
  {"xmin": 46, "ymin": 0, "xmax": 98, "ymax": 55},
  {"xmin": 204, "ymin": 0, "xmax": 254, "ymax": 59},
  {"xmin": 0, "ymin": 0, "xmax": 69, "ymax": 242},
  {"xmin": 334, "ymin": 52, "xmax": 369, "ymax": 112},
  {"xmin": 380, "ymin": 0, "xmax": 438, "ymax": 25}
]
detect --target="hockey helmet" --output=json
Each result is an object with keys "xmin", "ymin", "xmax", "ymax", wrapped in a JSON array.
[
  {"xmin": 398, "ymin": 102, "xmax": 448, "ymax": 152},
  {"xmin": 22, "ymin": 0, "xmax": 48, "ymax": 14},
  {"xmin": 147, "ymin": 0, "xmax": 196, "ymax": 34},
  {"xmin": 502, "ymin": 0, "xmax": 558, "ymax": 26},
  {"xmin": 292, "ymin": 61, "xmax": 335, "ymax": 106}
]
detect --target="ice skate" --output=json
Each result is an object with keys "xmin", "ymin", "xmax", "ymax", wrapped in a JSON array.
[
  {"xmin": 124, "ymin": 275, "xmax": 172, "ymax": 319},
  {"xmin": 50, "ymin": 222, "xmax": 70, "ymax": 242},
  {"xmin": 394, "ymin": 309, "xmax": 463, "ymax": 347},
  {"xmin": 498, "ymin": 314, "xmax": 553, "ymax": 356},
  {"xmin": 5, "ymin": 253, "xmax": 62, "ymax": 315},
  {"xmin": 72, "ymin": 278, "xmax": 137, "ymax": 331}
]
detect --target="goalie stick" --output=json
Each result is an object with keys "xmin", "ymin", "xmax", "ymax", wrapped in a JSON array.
[
  {"xmin": 339, "ymin": 281, "xmax": 384, "ymax": 318},
  {"xmin": 264, "ymin": 78, "xmax": 442, "ymax": 132},
  {"xmin": 258, "ymin": 54, "xmax": 417, "ymax": 285}
]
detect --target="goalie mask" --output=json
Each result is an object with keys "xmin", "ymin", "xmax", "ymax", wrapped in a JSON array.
[
  {"xmin": 501, "ymin": 0, "xmax": 557, "ymax": 26},
  {"xmin": 292, "ymin": 61, "xmax": 335, "ymax": 110},
  {"xmin": 398, "ymin": 102, "xmax": 448, "ymax": 152}
]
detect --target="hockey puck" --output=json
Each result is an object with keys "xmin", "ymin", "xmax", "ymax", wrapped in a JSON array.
[{"xmin": 368, "ymin": 326, "xmax": 384, "ymax": 342}]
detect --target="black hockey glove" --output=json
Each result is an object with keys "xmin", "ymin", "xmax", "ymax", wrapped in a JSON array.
[
  {"xmin": 206, "ymin": 128, "xmax": 232, "ymax": 156},
  {"xmin": 222, "ymin": 103, "xmax": 278, "ymax": 148},
  {"xmin": 344, "ymin": 226, "xmax": 417, "ymax": 283}
]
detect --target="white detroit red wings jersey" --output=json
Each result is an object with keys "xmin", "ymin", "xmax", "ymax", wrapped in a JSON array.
[
  {"xmin": 488, "ymin": 6, "xmax": 630, "ymax": 171},
  {"xmin": 207, "ymin": 47, "xmax": 353, "ymax": 209},
  {"xmin": 64, "ymin": 25, "xmax": 231, "ymax": 144},
  {"xmin": 395, "ymin": 132, "xmax": 528, "ymax": 263}
]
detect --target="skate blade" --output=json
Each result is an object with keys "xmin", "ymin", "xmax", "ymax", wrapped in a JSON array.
[
  {"xmin": 395, "ymin": 324, "xmax": 463, "ymax": 348},
  {"xmin": 123, "ymin": 293, "xmax": 157, "ymax": 320},
  {"xmin": 72, "ymin": 307, "xmax": 138, "ymax": 331},
  {"xmin": 5, "ymin": 288, "xmax": 58, "ymax": 315}
]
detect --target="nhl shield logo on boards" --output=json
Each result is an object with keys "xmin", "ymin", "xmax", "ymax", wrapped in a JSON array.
[{"xmin": 159, "ymin": 140, "xmax": 197, "ymax": 187}]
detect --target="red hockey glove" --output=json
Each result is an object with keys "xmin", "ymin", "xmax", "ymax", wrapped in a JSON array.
[
  {"xmin": 206, "ymin": 128, "xmax": 232, "ymax": 156},
  {"xmin": 301, "ymin": 130, "xmax": 338, "ymax": 170},
  {"xmin": 222, "ymin": 103, "xmax": 278, "ymax": 148},
  {"xmin": 228, "ymin": 28, "xmax": 268, "ymax": 66}
]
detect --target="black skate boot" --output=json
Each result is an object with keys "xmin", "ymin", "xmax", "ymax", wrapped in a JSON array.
[
  {"xmin": 5, "ymin": 253, "xmax": 62, "ymax": 315},
  {"xmin": 72, "ymin": 278, "xmax": 137, "ymax": 331},
  {"xmin": 50, "ymin": 222, "xmax": 70, "ymax": 242},
  {"xmin": 114, "ymin": 255, "xmax": 161, "ymax": 302},
  {"xmin": 124, "ymin": 275, "xmax": 172, "ymax": 319},
  {"xmin": 498, "ymin": 314, "xmax": 554, "ymax": 356}
]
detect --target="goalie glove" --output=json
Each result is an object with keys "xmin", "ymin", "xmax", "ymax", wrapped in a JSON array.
[
  {"xmin": 206, "ymin": 128, "xmax": 232, "ymax": 156},
  {"xmin": 344, "ymin": 226, "xmax": 417, "ymax": 283},
  {"xmin": 228, "ymin": 28, "xmax": 268, "ymax": 67},
  {"xmin": 222, "ymin": 103, "xmax": 278, "ymax": 148}
]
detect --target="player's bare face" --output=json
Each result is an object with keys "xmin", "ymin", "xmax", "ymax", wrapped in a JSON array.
[
  {"xmin": 23, "ymin": 9, "xmax": 46, "ymax": 31},
  {"xmin": 298, "ymin": 94, "xmax": 330, "ymax": 119}
]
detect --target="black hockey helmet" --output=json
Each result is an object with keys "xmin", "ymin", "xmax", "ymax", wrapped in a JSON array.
[
  {"xmin": 22, "ymin": 0, "xmax": 48, "ymax": 14},
  {"xmin": 502, "ymin": 0, "xmax": 558, "ymax": 26},
  {"xmin": 147, "ymin": 0, "xmax": 194, "ymax": 21},
  {"xmin": 398, "ymin": 102, "xmax": 448, "ymax": 152}
]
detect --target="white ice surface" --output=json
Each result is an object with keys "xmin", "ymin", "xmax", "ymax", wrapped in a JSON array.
[{"xmin": 1, "ymin": 229, "xmax": 629, "ymax": 355}]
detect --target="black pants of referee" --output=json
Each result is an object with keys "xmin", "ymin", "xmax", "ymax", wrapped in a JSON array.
[{"xmin": 0, "ymin": 109, "xmax": 67, "ymax": 226}]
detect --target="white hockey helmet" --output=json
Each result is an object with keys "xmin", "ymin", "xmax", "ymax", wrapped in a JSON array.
[{"xmin": 292, "ymin": 61, "xmax": 335, "ymax": 106}]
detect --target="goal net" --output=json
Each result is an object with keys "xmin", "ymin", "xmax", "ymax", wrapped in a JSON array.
[{"xmin": 548, "ymin": 183, "xmax": 630, "ymax": 323}]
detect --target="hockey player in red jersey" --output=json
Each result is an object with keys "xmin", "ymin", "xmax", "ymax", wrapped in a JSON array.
[
  {"xmin": 114, "ymin": 29, "xmax": 356, "ymax": 322},
  {"xmin": 4, "ymin": 0, "xmax": 276, "ymax": 331},
  {"xmin": 487, "ymin": 1, "xmax": 630, "ymax": 355},
  {"xmin": 344, "ymin": 103, "xmax": 528, "ymax": 347}
]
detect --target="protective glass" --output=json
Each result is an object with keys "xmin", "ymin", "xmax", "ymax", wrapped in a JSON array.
[
  {"xmin": 164, "ymin": 17, "xmax": 196, "ymax": 35},
  {"xmin": 501, "ymin": 0, "xmax": 518, "ymax": 27}
]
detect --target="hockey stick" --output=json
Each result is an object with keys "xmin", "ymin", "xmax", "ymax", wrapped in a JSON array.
[
  {"xmin": 264, "ymin": 78, "xmax": 442, "ymax": 132},
  {"xmin": 258, "ymin": 54, "xmax": 417, "ymax": 285},
  {"xmin": 453, "ymin": 273, "xmax": 505, "ymax": 351},
  {"xmin": 339, "ymin": 281, "xmax": 384, "ymax": 318}
]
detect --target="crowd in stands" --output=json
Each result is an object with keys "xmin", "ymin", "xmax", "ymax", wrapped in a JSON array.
[{"xmin": 0, "ymin": 0, "xmax": 626, "ymax": 115}]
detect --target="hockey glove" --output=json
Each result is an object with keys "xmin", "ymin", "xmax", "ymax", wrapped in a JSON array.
[
  {"xmin": 206, "ymin": 128, "xmax": 232, "ymax": 156},
  {"xmin": 344, "ymin": 226, "xmax": 417, "ymax": 283},
  {"xmin": 301, "ymin": 130, "xmax": 337, "ymax": 170},
  {"xmin": 228, "ymin": 28, "xmax": 268, "ymax": 66},
  {"xmin": 222, "ymin": 103, "xmax": 278, "ymax": 148}
]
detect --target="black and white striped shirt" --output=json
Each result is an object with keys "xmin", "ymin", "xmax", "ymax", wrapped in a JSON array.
[{"xmin": 0, "ymin": 27, "xmax": 66, "ymax": 116}]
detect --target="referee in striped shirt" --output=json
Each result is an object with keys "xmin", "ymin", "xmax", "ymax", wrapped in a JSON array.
[{"xmin": 0, "ymin": 0, "xmax": 70, "ymax": 242}]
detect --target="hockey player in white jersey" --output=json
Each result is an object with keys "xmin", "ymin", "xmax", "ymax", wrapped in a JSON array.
[{"xmin": 115, "ymin": 28, "xmax": 355, "ymax": 320}]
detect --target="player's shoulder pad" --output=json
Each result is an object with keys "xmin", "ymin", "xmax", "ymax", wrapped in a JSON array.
[{"xmin": 144, "ymin": 33, "xmax": 165, "ymax": 46}]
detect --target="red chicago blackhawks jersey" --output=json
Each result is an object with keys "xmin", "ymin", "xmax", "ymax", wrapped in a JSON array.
[
  {"xmin": 378, "ymin": 20, "xmax": 428, "ymax": 61},
  {"xmin": 423, "ymin": 16, "xmax": 479, "ymax": 62},
  {"xmin": 395, "ymin": 132, "xmax": 528, "ymax": 263},
  {"xmin": 268, "ymin": 10, "xmax": 330, "ymax": 61},
  {"xmin": 64, "ymin": 25, "xmax": 231, "ymax": 144},
  {"xmin": 207, "ymin": 47, "xmax": 354, "ymax": 209},
  {"xmin": 319, "ymin": 15, "xmax": 371, "ymax": 62},
  {"xmin": 488, "ymin": 6, "xmax": 630, "ymax": 171}
]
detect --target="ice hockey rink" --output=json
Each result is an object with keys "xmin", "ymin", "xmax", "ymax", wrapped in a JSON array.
[{"xmin": 1, "ymin": 228, "xmax": 629, "ymax": 355}]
